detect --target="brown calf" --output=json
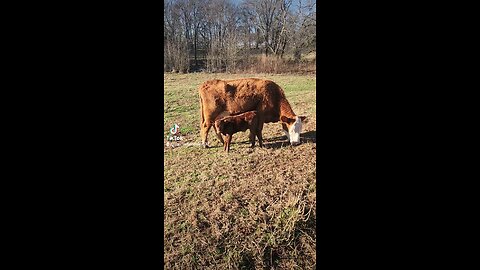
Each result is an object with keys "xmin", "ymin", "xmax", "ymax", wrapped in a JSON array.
[{"xmin": 214, "ymin": 111, "xmax": 262, "ymax": 152}]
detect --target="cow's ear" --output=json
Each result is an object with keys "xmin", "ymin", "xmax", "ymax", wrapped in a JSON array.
[
  {"xmin": 280, "ymin": 116, "xmax": 295, "ymax": 124},
  {"xmin": 299, "ymin": 116, "xmax": 308, "ymax": 123}
]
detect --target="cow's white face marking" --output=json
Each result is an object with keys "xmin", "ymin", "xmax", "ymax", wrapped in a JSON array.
[{"xmin": 288, "ymin": 116, "xmax": 302, "ymax": 145}]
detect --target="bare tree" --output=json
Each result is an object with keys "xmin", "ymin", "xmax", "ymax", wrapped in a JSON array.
[
  {"xmin": 202, "ymin": 0, "xmax": 239, "ymax": 72},
  {"xmin": 164, "ymin": 0, "xmax": 189, "ymax": 72},
  {"xmin": 291, "ymin": 0, "xmax": 316, "ymax": 61},
  {"xmin": 242, "ymin": 0, "xmax": 293, "ymax": 58},
  {"xmin": 163, "ymin": 0, "xmax": 316, "ymax": 73}
]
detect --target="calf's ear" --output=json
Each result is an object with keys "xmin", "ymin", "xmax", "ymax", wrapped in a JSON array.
[{"xmin": 280, "ymin": 115, "xmax": 295, "ymax": 124}]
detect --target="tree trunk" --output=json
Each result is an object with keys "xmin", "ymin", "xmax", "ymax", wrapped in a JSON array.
[{"xmin": 194, "ymin": 28, "xmax": 198, "ymax": 68}]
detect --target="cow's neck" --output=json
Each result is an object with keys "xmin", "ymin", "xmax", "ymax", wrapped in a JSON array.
[{"xmin": 279, "ymin": 99, "xmax": 296, "ymax": 119}]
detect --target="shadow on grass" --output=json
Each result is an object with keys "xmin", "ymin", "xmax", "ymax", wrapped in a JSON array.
[
  {"xmin": 235, "ymin": 130, "xmax": 316, "ymax": 150},
  {"xmin": 300, "ymin": 130, "xmax": 316, "ymax": 143}
]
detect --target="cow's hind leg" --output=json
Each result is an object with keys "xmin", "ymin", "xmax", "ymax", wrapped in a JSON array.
[
  {"xmin": 225, "ymin": 134, "xmax": 232, "ymax": 152},
  {"xmin": 200, "ymin": 120, "xmax": 213, "ymax": 148},
  {"xmin": 257, "ymin": 132, "xmax": 264, "ymax": 148},
  {"xmin": 201, "ymin": 109, "xmax": 226, "ymax": 147}
]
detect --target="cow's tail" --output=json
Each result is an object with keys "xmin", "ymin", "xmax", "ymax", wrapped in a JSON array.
[{"xmin": 199, "ymin": 93, "xmax": 204, "ymax": 128}]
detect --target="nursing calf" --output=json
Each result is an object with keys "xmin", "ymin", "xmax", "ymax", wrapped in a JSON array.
[{"xmin": 214, "ymin": 111, "xmax": 261, "ymax": 152}]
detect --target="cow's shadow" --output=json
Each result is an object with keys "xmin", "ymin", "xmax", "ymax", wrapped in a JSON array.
[
  {"xmin": 300, "ymin": 130, "xmax": 316, "ymax": 143},
  {"xmin": 236, "ymin": 130, "xmax": 317, "ymax": 149}
]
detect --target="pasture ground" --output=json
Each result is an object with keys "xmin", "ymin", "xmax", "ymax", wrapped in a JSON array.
[{"xmin": 164, "ymin": 73, "xmax": 316, "ymax": 269}]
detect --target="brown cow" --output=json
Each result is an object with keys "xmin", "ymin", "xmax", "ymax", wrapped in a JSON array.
[
  {"xmin": 199, "ymin": 78, "xmax": 306, "ymax": 148},
  {"xmin": 214, "ymin": 111, "xmax": 260, "ymax": 152}
]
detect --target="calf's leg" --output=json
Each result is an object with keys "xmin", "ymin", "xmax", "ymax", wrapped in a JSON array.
[
  {"xmin": 223, "ymin": 135, "xmax": 228, "ymax": 151},
  {"xmin": 212, "ymin": 125, "xmax": 224, "ymax": 144},
  {"xmin": 225, "ymin": 134, "xmax": 232, "ymax": 152}
]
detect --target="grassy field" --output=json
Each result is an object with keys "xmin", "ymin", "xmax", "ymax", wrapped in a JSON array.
[{"xmin": 164, "ymin": 73, "xmax": 316, "ymax": 269}]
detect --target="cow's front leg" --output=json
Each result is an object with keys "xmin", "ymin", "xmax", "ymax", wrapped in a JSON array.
[
  {"xmin": 223, "ymin": 135, "xmax": 228, "ymax": 151},
  {"xmin": 249, "ymin": 130, "xmax": 256, "ymax": 148},
  {"xmin": 256, "ymin": 122, "xmax": 264, "ymax": 148}
]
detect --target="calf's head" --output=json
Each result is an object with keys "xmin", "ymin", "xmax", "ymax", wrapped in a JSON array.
[
  {"xmin": 214, "ymin": 118, "xmax": 226, "ymax": 135},
  {"xmin": 281, "ymin": 115, "xmax": 307, "ymax": 146}
]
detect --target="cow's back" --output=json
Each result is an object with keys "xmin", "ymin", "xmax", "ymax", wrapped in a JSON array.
[{"xmin": 199, "ymin": 78, "xmax": 285, "ymax": 122}]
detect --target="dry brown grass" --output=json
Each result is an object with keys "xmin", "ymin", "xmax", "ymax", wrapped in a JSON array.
[
  {"xmin": 164, "ymin": 73, "xmax": 316, "ymax": 269},
  {"xmin": 233, "ymin": 55, "xmax": 316, "ymax": 75}
]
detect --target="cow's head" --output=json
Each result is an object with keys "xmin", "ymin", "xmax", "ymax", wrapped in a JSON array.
[{"xmin": 281, "ymin": 115, "xmax": 307, "ymax": 146}]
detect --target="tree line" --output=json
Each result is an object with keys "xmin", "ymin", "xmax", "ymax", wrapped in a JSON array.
[{"xmin": 164, "ymin": 0, "xmax": 316, "ymax": 73}]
